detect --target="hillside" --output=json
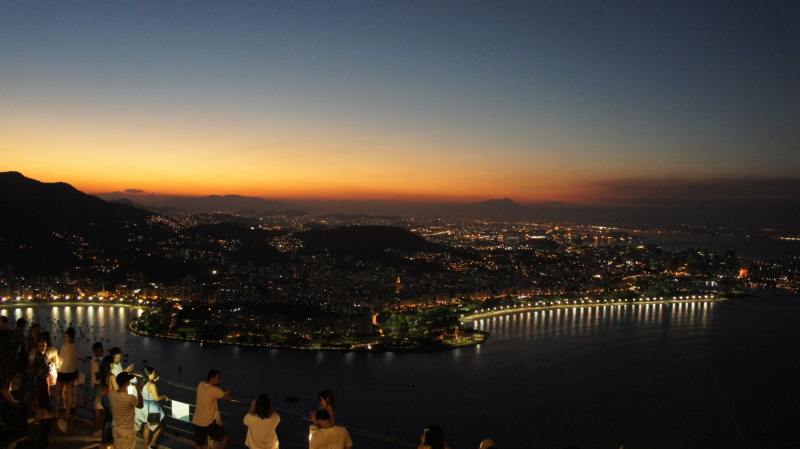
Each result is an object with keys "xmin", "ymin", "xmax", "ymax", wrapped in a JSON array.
[
  {"xmin": 295, "ymin": 225, "xmax": 439, "ymax": 259},
  {"xmin": 0, "ymin": 172, "xmax": 155, "ymax": 275},
  {"xmin": 0, "ymin": 172, "xmax": 150, "ymax": 228}
]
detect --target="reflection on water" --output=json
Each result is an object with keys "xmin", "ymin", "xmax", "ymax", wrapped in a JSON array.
[
  {"xmin": 1, "ymin": 296, "xmax": 797, "ymax": 449},
  {"xmin": 4, "ymin": 306, "xmax": 144, "ymax": 351},
  {"xmin": 475, "ymin": 302, "xmax": 714, "ymax": 342}
]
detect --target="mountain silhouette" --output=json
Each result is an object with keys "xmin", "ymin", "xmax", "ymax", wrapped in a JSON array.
[
  {"xmin": 447, "ymin": 198, "xmax": 534, "ymax": 219},
  {"xmin": 149, "ymin": 195, "xmax": 299, "ymax": 214},
  {"xmin": 0, "ymin": 172, "xmax": 152, "ymax": 275},
  {"xmin": 0, "ymin": 172, "xmax": 149, "ymax": 228}
]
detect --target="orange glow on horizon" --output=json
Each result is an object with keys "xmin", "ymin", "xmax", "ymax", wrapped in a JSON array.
[{"xmin": 4, "ymin": 105, "xmax": 794, "ymax": 204}]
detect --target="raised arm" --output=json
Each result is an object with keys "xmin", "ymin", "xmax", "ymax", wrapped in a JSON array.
[
  {"xmin": 135, "ymin": 381, "xmax": 144, "ymax": 409},
  {"xmin": 149, "ymin": 382, "xmax": 168, "ymax": 402}
]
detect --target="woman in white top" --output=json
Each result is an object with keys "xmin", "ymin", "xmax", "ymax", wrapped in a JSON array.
[
  {"xmin": 243, "ymin": 394, "xmax": 280, "ymax": 449},
  {"xmin": 54, "ymin": 327, "xmax": 78, "ymax": 421}
]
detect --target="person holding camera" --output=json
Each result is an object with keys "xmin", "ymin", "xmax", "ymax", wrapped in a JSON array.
[
  {"xmin": 309, "ymin": 409, "xmax": 351, "ymax": 449},
  {"xmin": 109, "ymin": 372, "xmax": 143, "ymax": 449},
  {"xmin": 419, "ymin": 425, "xmax": 450, "ymax": 449}
]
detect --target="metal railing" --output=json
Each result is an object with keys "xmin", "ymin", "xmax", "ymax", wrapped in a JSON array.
[{"xmin": 63, "ymin": 358, "xmax": 415, "ymax": 449}]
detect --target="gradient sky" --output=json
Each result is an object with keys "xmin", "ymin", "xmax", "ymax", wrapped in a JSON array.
[{"xmin": 1, "ymin": 1, "xmax": 798, "ymax": 203}]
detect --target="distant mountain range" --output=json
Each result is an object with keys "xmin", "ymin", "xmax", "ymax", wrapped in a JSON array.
[
  {"xmin": 107, "ymin": 198, "xmax": 180, "ymax": 215},
  {"xmin": 97, "ymin": 192, "xmax": 300, "ymax": 215},
  {"xmin": 9, "ymin": 172, "xmax": 800, "ymax": 230},
  {"xmin": 96, "ymin": 193, "xmax": 561, "ymax": 221},
  {"xmin": 0, "ymin": 172, "xmax": 450, "ymax": 278}
]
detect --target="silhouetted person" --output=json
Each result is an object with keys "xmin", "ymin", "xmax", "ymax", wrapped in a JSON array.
[
  {"xmin": 0, "ymin": 316, "xmax": 18, "ymax": 404},
  {"xmin": 91, "ymin": 342, "xmax": 105, "ymax": 435},
  {"xmin": 419, "ymin": 425, "xmax": 450, "ymax": 449}
]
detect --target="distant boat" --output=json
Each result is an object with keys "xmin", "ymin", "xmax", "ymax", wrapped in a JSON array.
[{"xmin": 407, "ymin": 381, "xmax": 414, "ymax": 387}]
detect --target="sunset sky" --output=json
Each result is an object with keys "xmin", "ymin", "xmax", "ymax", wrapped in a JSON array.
[{"xmin": 1, "ymin": 1, "xmax": 798, "ymax": 203}]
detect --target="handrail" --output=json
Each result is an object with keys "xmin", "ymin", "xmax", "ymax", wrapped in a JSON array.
[
  {"xmin": 157, "ymin": 378, "xmax": 417, "ymax": 448},
  {"xmin": 73, "ymin": 357, "xmax": 415, "ymax": 447}
]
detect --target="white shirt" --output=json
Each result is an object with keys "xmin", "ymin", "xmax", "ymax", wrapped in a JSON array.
[
  {"xmin": 244, "ymin": 413, "xmax": 280, "ymax": 449},
  {"xmin": 192, "ymin": 382, "xmax": 226, "ymax": 427},
  {"xmin": 28, "ymin": 347, "xmax": 57, "ymax": 364},
  {"xmin": 112, "ymin": 362, "xmax": 122, "ymax": 376},
  {"xmin": 109, "ymin": 389, "xmax": 139, "ymax": 430},
  {"xmin": 59, "ymin": 342, "xmax": 78, "ymax": 373},
  {"xmin": 309, "ymin": 426, "xmax": 353, "ymax": 449}
]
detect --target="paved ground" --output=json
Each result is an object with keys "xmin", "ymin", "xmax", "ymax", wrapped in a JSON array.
[{"xmin": 8, "ymin": 413, "xmax": 174, "ymax": 449}]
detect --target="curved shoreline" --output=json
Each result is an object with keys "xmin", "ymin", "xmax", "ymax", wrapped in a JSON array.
[
  {"xmin": 460, "ymin": 297, "xmax": 729, "ymax": 323},
  {"xmin": 4, "ymin": 299, "xmax": 728, "ymax": 352},
  {"xmin": 0, "ymin": 301, "xmax": 145, "ymax": 309}
]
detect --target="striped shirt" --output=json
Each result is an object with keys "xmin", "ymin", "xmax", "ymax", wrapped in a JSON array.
[{"xmin": 109, "ymin": 389, "xmax": 139, "ymax": 430}]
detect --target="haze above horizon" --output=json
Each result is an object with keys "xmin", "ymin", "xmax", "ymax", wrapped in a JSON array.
[{"xmin": 1, "ymin": 1, "xmax": 799, "ymax": 204}]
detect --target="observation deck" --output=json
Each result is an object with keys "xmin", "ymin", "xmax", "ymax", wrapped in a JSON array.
[{"xmin": 5, "ymin": 357, "xmax": 415, "ymax": 449}]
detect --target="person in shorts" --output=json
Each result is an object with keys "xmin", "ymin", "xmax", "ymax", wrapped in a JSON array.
[
  {"xmin": 192, "ymin": 370, "xmax": 233, "ymax": 449},
  {"xmin": 91, "ymin": 342, "xmax": 105, "ymax": 435},
  {"xmin": 54, "ymin": 327, "xmax": 78, "ymax": 421},
  {"xmin": 0, "ymin": 316, "xmax": 19, "ymax": 405}
]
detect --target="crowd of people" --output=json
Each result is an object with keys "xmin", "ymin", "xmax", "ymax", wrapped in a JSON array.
[
  {"xmin": 0, "ymin": 316, "xmax": 498, "ymax": 449},
  {"xmin": 0, "ymin": 316, "xmax": 172, "ymax": 449}
]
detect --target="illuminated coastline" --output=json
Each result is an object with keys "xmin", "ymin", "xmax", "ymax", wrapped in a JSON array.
[
  {"xmin": 0, "ymin": 300, "xmax": 145, "ymax": 309},
  {"xmin": 461, "ymin": 296, "xmax": 728, "ymax": 323}
]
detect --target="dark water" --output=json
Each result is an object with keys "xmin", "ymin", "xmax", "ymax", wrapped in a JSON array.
[
  {"xmin": 630, "ymin": 231, "xmax": 800, "ymax": 261},
  {"xmin": 4, "ymin": 291, "xmax": 799, "ymax": 449}
]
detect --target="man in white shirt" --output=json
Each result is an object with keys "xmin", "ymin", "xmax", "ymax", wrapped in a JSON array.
[
  {"xmin": 310, "ymin": 410, "xmax": 352, "ymax": 449},
  {"xmin": 109, "ymin": 372, "xmax": 143, "ymax": 449},
  {"xmin": 192, "ymin": 370, "xmax": 233, "ymax": 449}
]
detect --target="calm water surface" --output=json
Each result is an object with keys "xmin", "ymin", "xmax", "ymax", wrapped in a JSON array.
[
  {"xmin": 4, "ymin": 290, "xmax": 799, "ymax": 449},
  {"xmin": 630, "ymin": 232, "xmax": 800, "ymax": 261}
]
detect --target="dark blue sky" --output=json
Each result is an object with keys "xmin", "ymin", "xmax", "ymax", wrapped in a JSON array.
[{"xmin": 1, "ymin": 1, "xmax": 798, "ymax": 201}]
